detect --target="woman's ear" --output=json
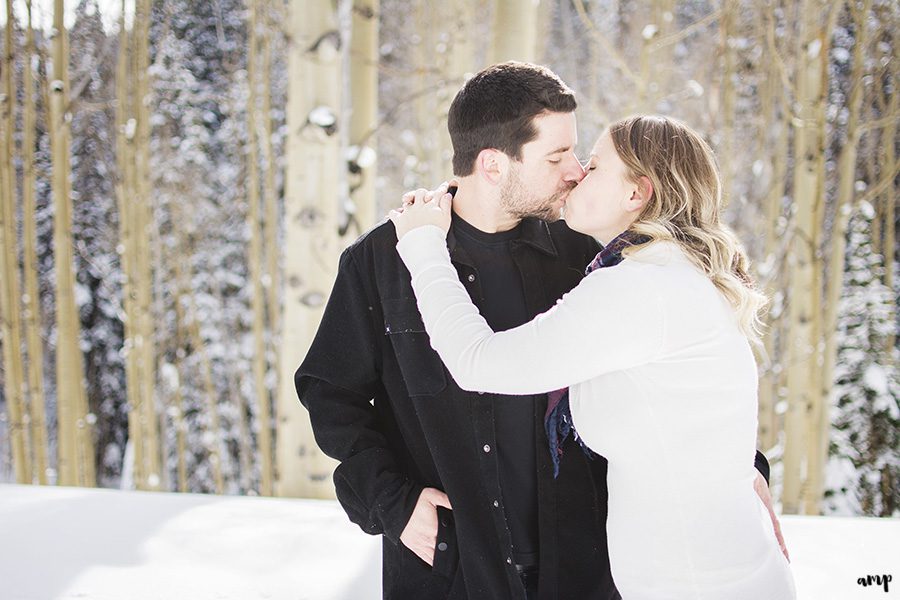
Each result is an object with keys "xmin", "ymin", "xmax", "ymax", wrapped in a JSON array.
[
  {"xmin": 477, "ymin": 149, "xmax": 508, "ymax": 186},
  {"xmin": 626, "ymin": 176, "xmax": 653, "ymax": 213}
]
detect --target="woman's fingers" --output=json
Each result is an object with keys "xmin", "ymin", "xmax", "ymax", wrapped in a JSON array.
[
  {"xmin": 438, "ymin": 192, "xmax": 452, "ymax": 213},
  {"xmin": 402, "ymin": 181, "xmax": 449, "ymax": 208}
]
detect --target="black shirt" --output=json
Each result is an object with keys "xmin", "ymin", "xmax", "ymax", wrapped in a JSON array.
[{"xmin": 452, "ymin": 214, "xmax": 540, "ymax": 567}]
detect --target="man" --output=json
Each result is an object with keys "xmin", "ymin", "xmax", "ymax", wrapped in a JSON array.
[{"xmin": 297, "ymin": 62, "xmax": 777, "ymax": 599}]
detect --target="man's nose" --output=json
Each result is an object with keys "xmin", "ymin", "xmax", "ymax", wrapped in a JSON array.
[{"xmin": 565, "ymin": 155, "xmax": 586, "ymax": 183}]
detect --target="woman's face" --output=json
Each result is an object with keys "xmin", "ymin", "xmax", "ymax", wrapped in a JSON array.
[{"xmin": 562, "ymin": 132, "xmax": 640, "ymax": 243}]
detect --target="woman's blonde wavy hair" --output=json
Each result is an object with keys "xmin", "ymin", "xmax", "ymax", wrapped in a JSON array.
[{"xmin": 609, "ymin": 115, "xmax": 767, "ymax": 343}]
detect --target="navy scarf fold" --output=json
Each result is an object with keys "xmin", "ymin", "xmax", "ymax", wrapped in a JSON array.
[{"xmin": 544, "ymin": 231, "xmax": 651, "ymax": 478}]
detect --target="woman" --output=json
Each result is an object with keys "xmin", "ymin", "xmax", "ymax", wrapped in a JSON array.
[{"xmin": 389, "ymin": 115, "xmax": 796, "ymax": 599}]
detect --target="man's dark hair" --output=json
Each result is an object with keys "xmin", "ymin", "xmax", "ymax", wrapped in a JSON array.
[{"xmin": 448, "ymin": 61, "xmax": 577, "ymax": 176}]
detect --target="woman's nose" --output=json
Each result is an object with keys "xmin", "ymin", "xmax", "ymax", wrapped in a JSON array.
[{"xmin": 566, "ymin": 157, "xmax": 586, "ymax": 183}]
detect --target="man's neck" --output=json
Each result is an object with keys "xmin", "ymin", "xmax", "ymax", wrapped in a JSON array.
[{"xmin": 451, "ymin": 180, "xmax": 521, "ymax": 233}]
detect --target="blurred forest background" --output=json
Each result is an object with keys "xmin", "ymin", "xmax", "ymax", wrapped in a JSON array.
[{"xmin": 0, "ymin": 0, "xmax": 897, "ymax": 517}]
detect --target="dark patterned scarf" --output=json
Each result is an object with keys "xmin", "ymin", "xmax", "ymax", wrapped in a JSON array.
[{"xmin": 544, "ymin": 230, "xmax": 652, "ymax": 477}]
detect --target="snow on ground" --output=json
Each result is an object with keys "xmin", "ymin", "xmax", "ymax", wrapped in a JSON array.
[
  {"xmin": 0, "ymin": 484, "xmax": 380, "ymax": 600},
  {"xmin": 0, "ymin": 484, "xmax": 897, "ymax": 599}
]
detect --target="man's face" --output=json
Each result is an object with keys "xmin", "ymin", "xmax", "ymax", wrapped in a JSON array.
[{"xmin": 499, "ymin": 111, "xmax": 584, "ymax": 222}]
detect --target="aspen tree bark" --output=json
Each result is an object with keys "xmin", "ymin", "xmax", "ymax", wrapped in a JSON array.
[
  {"xmin": 169, "ymin": 210, "xmax": 190, "ymax": 493},
  {"xmin": 260, "ymin": 4, "xmax": 280, "ymax": 379},
  {"xmin": 1, "ymin": 0, "xmax": 31, "ymax": 484},
  {"xmin": 782, "ymin": 0, "xmax": 834, "ymax": 514},
  {"xmin": 801, "ymin": 0, "xmax": 841, "ymax": 514},
  {"xmin": 215, "ymin": 278, "xmax": 253, "ymax": 492},
  {"xmin": 755, "ymin": 1, "xmax": 791, "ymax": 453},
  {"xmin": 187, "ymin": 304, "xmax": 225, "ymax": 494},
  {"xmin": 436, "ymin": 0, "xmax": 473, "ymax": 178},
  {"xmin": 348, "ymin": 0, "xmax": 378, "ymax": 233},
  {"xmin": 114, "ymin": 7, "xmax": 146, "ymax": 490},
  {"xmin": 22, "ymin": 0, "xmax": 49, "ymax": 485},
  {"xmin": 882, "ymin": 54, "xmax": 897, "ymax": 356},
  {"xmin": 247, "ymin": 0, "xmax": 273, "ymax": 496},
  {"xmin": 169, "ymin": 190, "xmax": 224, "ymax": 494},
  {"xmin": 49, "ymin": 0, "xmax": 95, "ymax": 487},
  {"xmin": 133, "ymin": 0, "xmax": 160, "ymax": 490},
  {"xmin": 276, "ymin": 0, "xmax": 342, "ymax": 498},
  {"xmin": 719, "ymin": 0, "xmax": 737, "ymax": 201},
  {"xmin": 489, "ymin": 0, "xmax": 538, "ymax": 63},
  {"xmin": 812, "ymin": 0, "xmax": 872, "ymax": 515},
  {"xmin": 412, "ymin": 1, "xmax": 441, "ymax": 186}
]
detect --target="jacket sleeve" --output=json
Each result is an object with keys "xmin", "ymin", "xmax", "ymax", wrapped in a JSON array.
[
  {"xmin": 295, "ymin": 249, "xmax": 422, "ymax": 544},
  {"xmin": 754, "ymin": 450, "xmax": 770, "ymax": 484}
]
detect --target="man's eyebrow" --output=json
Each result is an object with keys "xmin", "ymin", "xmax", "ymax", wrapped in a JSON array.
[{"xmin": 545, "ymin": 145, "xmax": 572, "ymax": 156}]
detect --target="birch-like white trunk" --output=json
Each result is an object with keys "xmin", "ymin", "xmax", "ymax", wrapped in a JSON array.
[{"xmin": 275, "ymin": 0, "xmax": 342, "ymax": 499}]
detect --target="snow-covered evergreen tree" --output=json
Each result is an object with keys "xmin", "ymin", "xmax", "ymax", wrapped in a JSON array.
[
  {"xmin": 149, "ymin": 0, "xmax": 250, "ymax": 493},
  {"xmin": 68, "ymin": 0, "xmax": 128, "ymax": 487},
  {"xmin": 825, "ymin": 200, "xmax": 900, "ymax": 516}
]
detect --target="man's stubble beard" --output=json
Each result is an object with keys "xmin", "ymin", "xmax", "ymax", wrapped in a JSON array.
[{"xmin": 500, "ymin": 166, "xmax": 575, "ymax": 222}]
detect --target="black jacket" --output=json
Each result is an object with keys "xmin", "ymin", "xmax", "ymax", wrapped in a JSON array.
[{"xmin": 296, "ymin": 217, "xmax": 619, "ymax": 600}]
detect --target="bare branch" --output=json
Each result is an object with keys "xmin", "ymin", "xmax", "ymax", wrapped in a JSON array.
[{"xmin": 570, "ymin": 0, "xmax": 640, "ymax": 86}]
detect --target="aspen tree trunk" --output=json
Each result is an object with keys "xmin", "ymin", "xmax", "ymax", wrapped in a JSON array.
[
  {"xmin": 169, "ymin": 189, "xmax": 224, "ymax": 493},
  {"xmin": 756, "ymin": 6, "xmax": 791, "ymax": 453},
  {"xmin": 755, "ymin": 0, "xmax": 787, "ymax": 452},
  {"xmin": 49, "ymin": 0, "xmax": 95, "ymax": 487},
  {"xmin": 437, "ymin": 0, "xmax": 473, "ymax": 178},
  {"xmin": 812, "ymin": 0, "xmax": 872, "ymax": 515},
  {"xmin": 260, "ymin": 4, "xmax": 280, "ymax": 385},
  {"xmin": 133, "ymin": 0, "xmax": 160, "ymax": 490},
  {"xmin": 348, "ymin": 0, "xmax": 378, "ymax": 233},
  {"xmin": 115, "ymin": 8, "xmax": 146, "ymax": 490},
  {"xmin": 719, "ymin": 0, "xmax": 737, "ymax": 201},
  {"xmin": 276, "ymin": 0, "xmax": 342, "ymax": 498},
  {"xmin": 215, "ymin": 277, "xmax": 253, "ymax": 492},
  {"xmin": 535, "ymin": 0, "xmax": 554, "ymax": 64},
  {"xmin": 412, "ymin": 1, "xmax": 441, "ymax": 186},
  {"xmin": 489, "ymin": 0, "xmax": 538, "ymax": 63},
  {"xmin": 187, "ymin": 305, "xmax": 225, "ymax": 494},
  {"xmin": 247, "ymin": 0, "xmax": 273, "ymax": 495},
  {"xmin": 169, "ymin": 208, "xmax": 190, "ymax": 493},
  {"xmin": 882, "ymin": 58, "xmax": 897, "ymax": 356},
  {"xmin": 0, "ymin": 0, "xmax": 31, "ymax": 484},
  {"xmin": 22, "ymin": 0, "xmax": 49, "ymax": 485},
  {"xmin": 800, "ymin": 1, "xmax": 840, "ymax": 515},
  {"xmin": 782, "ymin": 0, "xmax": 832, "ymax": 514},
  {"xmin": 634, "ymin": 4, "xmax": 655, "ymax": 114}
]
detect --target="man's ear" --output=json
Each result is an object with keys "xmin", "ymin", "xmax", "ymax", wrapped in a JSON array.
[
  {"xmin": 476, "ymin": 149, "xmax": 508, "ymax": 186},
  {"xmin": 626, "ymin": 176, "xmax": 653, "ymax": 213}
]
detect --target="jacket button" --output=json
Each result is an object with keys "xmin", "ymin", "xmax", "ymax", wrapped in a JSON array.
[
  {"xmin": 483, "ymin": 444, "xmax": 491, "ymax": 453},
  {"xmin": 467, "ymin": 274, "xmax": 476, "ymax": 282},
  {"xmin": 437, "ymin": 542, "xmax": 448, "ymax": 551},
  {"xmin": 507, "ymin": 557, "xmax": 513, "ymax": 564},
  {"xmin": 493, "ymin": 500, "xmax": 499, "ymax": 508}
]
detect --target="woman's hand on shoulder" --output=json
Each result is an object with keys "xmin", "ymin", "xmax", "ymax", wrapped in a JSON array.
[{"xmin": 390, "ymin": 182, "xmax": 453, "ymax": 240}]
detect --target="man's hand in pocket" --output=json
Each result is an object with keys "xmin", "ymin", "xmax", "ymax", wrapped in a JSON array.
[{"xmin": 400, "ymin": 488, "xmax": 453, "ymax": 566}]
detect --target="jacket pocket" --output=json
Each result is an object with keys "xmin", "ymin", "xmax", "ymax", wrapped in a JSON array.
[
  {"xmin": 383, "ymin": 297, "xmax": 448, "ymax": 396},
  {"xmin": 432, "ymin": 506, "xmax": 460, "ymax": 580}
]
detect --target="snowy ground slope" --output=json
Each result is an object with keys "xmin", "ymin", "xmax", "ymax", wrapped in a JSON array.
[
  {"xmin": 0, "ymin": 484, "xmax": 897, "ymax": 600},
  {"xmin": 0, "ymin": 484, "xmax": 380, "ymax": 600}
]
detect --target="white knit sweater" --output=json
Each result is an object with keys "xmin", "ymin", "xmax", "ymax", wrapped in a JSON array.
[{"xmin": 397, "ymin": 225, "xmax": 795, "ymax": 599}]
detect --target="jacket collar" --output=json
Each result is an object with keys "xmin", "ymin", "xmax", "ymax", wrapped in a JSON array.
[{"xmin": 447, "ymin": 214, "xmax": 559, "ymax": 264}]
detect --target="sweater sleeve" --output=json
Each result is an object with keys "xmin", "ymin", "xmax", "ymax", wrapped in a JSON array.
[{"xmin": 397, "ymin": 225, "xmax": 666, "ymax": 395}]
